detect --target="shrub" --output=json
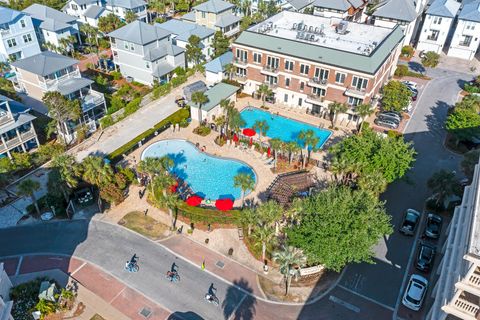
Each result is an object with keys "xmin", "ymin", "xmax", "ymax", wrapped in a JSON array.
[
  {"xmin": 401, "ymin": 45, "xmax": 414, "ymax": 58},
  {"xmin": 117, "ymin": 166, "xmax": 136, "ymax": 183},
  {"xmin": 124, "ymin": 97, "xmax": 141, "ymax": 116},
  {"xmin": 421, "ymin": 51, "xmax": 440, "ymax": 68},
  {"xmin": 95, "ymin": 74, "xmax": 109, "ymax": 86},
  {"xmin": 171, "ymin": 75, "xmax": 187, "ymax": 88},
  {"xmin": 152, "ymin": 83, "xmax": 172, "ymax": 99},
  {"xmin": 193, "ymin": 126, "xmax": 211, "ymax": 136},
  {"xmin": 12, "ymin": 152, "xmax": 32, "ymax": 170},
  {"xmin": 108, "ymin": 96, "xmax": 125, "ymax": 114},
  {"xmin": 215, "ymin": 135, "xmax": 226, "ymax": 146},
  {"xmin": 35, "ymin": 143, "xmax": 65, "ymax": 164},
  {"xmin": 464, "ymin": 83, "xmax": 480, "ymax": 94},
  {"xmin": 100, "ymin": 115, "xmax": 114, "ymax": 128},
  {"xmin": 394, "ymin": 65, "xmax": 409, "ymax": 77},
  {"xmin": 110, "ymin": 71, "xmax": 122, "ymax": 80},
  {"xmin": 174, "ymin": 67, "xmax": 187, "ymax": 76},
  {"xmin": 131, "ymin": 80, "xmax": 144, "ymax": 87}
]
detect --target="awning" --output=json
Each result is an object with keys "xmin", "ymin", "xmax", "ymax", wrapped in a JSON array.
[{"xmin": 215, "ymin": 198, "xmax": 233, "ymax": 211}]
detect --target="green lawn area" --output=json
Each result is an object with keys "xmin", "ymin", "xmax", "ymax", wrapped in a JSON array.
[{"xmin": 118, "ymin": 211, "xmax": 170, "ymax": 240}]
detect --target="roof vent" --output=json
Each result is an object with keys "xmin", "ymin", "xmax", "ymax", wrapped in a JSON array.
[{"xmin": 335, "ymin": 20, "xmax": 348, "ymax": 35}]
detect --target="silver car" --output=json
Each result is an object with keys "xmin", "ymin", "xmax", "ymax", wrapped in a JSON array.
[{"xmin": 402, "ymin": 274, "xmax": 428, "ymax": 311}]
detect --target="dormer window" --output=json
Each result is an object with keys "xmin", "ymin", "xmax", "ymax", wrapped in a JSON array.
[
  {"xmin": 20, "ymin": 19, "xmax": 26, "ymax": 28},
  {"xmin": 201, "ymin": 12, "xmax": 206, "ymax": 18}
]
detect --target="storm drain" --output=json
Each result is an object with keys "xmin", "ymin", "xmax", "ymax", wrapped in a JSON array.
[
  {"xmin": 139, "ymin": 307, "xmax": 152, "ymax": 318},
  {"xmin": 215, "ymin": 260, "xmax": 225, "ymax": 269}
]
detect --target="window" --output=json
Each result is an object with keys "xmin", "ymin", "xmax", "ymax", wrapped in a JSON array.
[
  {"xmin": 81, "ymin": 4, "xmax": 86, "ymax": 9},
  {"xmin": 335, "ymin": 72, "xmax": 346, "ymax": 84},
  {"xmin": 146, "ymin": 62, "xmax": 150, "ymax": 69},
  {"xmin": 284, "ymin": 60, "xmax": 294, "ymax": 71},
  {"xmin": 265, "ymin": 75, "xmax": 277, "ymax": 84},
  {"xmin": 253, "ymin": 52, "xmax": 262, "ymax": 63},
  {"xmin": 124, "ymin": 41, "xmax": 129, "ymax": 49},
  {"xmin": 300, "ymin": 82, "xmax": 304, "ymax": 91},
  {"xmin": 71, "ymin": 3, "xmax": 78, "ymax": 10},
  {"xmin": 284, "ymin": 94, "xmax": 288, "ymax": 103},
  {"xmin": 312, "ymin": 87, "xmax": 326, "ymax": 96},
  {"xmin": 266, "ymin": 56, "xmax": 279, "ymax": 69},
  {"xmin": 7, "ymin": 39, "xmax": 16, "ymax": 48},
  {"xmin": 433, "ymin": 16, "xmax": 442, "ymax": 24},
  {"xmin": 348, "ymin": 97, "xmax": 363, "ymax": 106},
  {"xmin": 236, "ymin": 49, "xmax": 247, "ymax": 62},
  {"xmin": 314, "ymin": 67, "xmax": 329, "ymax": 80},
  {"xmin": 202, "ymin": 12, "xmax": 206, "ymax": 18},
  {"xmin": 20, "ymin": 19, "xmax": 26, "ymax": 28},
  {"xmin": 130, "ymin": 43, "xmax": 134, "ymax": 51},
  {"xmin": 460, "ymin": 35, "xmax": 473, "ymax": 46},
  {"xmin": 300, "ymin": 64, "xmax": 310, "ymax": 75},
  {"xmin": 22, "ymin": 34, "xmax": 32, "ymax": 43},
  {"xmin": 352, "ymin": 76, "xmax": 368, "ymax": 90},
  {"xmin": 285, "ymin": 78, "xmax": 290, "ymax": 87},
  {"xmin": 427, "ymin": 30, "xmax": 439, "ymax": 41},
  {"xmin": 466, "ymin": 22, "xmax": 476, "ymax": 30},
  {"xmin": 298, "ymin": 98, "xmax": 302, "ymax": 106}
]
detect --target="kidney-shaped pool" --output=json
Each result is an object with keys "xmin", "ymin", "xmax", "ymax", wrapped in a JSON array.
[{"xmin": 141, "ymin": 139, "xmax": 257, "ymax": 200}]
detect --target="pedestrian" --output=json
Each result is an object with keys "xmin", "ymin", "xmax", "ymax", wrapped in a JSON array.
[
  {"xmin": 138, "ymin": 190, "xmax": 142, "ymax": 199},
  {"xmin": 201, "ymin": 259, "xmax": 205, "ymax": 270},
  {"xmin": 144, "ymin": 209, "xmax": 148, "ymax": 216}
]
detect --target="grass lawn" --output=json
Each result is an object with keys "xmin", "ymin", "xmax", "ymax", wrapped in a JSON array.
[
  {"xmin": 90, "ymin": 314, "xmax": 106, "ymax": 320},
  {"xmin": 118, "ymin": 211, "xmax": 170, "ymax": 240}
]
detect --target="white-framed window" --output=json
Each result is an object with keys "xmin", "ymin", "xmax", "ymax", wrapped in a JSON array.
[
  {"xmin": 348, "ymin": 96, "xmax": 363, "ymax": 106},
  {"xmin": 300, "ymin": 81, "xmax": 304, "ymax": 91},
  {"xmin": 22, "ymin": 34, "xmax": 32, "ymax": 43},
  {"xmin": 312, "ymin": 87, "xmax": 326, "ymax": 96},
  {"xmin": 314, "ymin": 67, "xmax": 329, "ymax": 80},
  {"xmin": 71, "ymin": 3, "xmax": 78, "ymax": 10},
  {"xmin": 20, "ymin": 19, "xmax": 26, "ymax": 28},
  {"xmin": 124, "ymin": 41, "xmax": 129, "ymax": 49},
  {"xmin": 427, "ymin": 30, "xmax": 439, "ymax": 41},
  {"xmin": 7, "ymin": 38, "xmax": 16, "ymax": 47},
  {"xmin": 253, "ymin": 52, "xmax": 261, "ymax": 63},
  {"xmin": 335, "ymin": 72, "xmax": 346, "ymax": 84},
  {"xmin": 284, "ymin": 60, "xmax": 294, "ymax": 71},
  {"xmin": 236, "ymin": 48, "xmax": 247, "ymax": 61},
  {"xmin": 466, "ymin": 21, "xmax": 476, "ymax": 30},
  {"xmin": 202, "ymin": 12, "xmax": 206, "ymax": 18},
  {"xmin": 146, "ymin": 61, "xmax": 150, "ymax": 69},
  {"xmin": 266, "ymin": 56, "xmax": 279, "ymax": 68},
  {"xmin": 433, "ymin": 16, "xmax": 442, "ymax": 24},
  {"xmin": 300, "ymin": 64, "xmax": 309, "ymax": 75},
  {"xmin": 285, "ymin": 77, "xmax": 290, "ymax": 87},
  {"xmin": 265, "ymin": 75, "xmax": 277, "ymax": 84},
  {"xmin": 460, "ymin": 35, "xmax": 473, "ymax": 47},
  {"xmin": 352, "ymin": 76, "xmax": 368, "ymax": 90}
]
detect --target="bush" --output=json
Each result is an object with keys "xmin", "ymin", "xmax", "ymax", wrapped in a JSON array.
[
  {"xmin": 124, "ymin": 97, "xmax": 141, "ymax": 116},
  {"xmin": 193, "ymin": 126, "xmax": 211, "ymax": 136},
  {"xmin": 117, "ymin": 166, "xmax": 136, "ymax": 183},
  {"xmin": 171, "ymin": 75, "xmax": 187, "ymax": 88},
  {"xmin": 464, "ymin": 83, "xmax": 480, "ymax": 94},
  {"xmin": 215, "ymin": 135, "xmax": 226, "ymax": 146},
  {"xmin": 11, "ymin": 278, "xmax": 48, "ymax": 320},
  {"xmin": 422, "ymin": 51, "xmax": 440, "ymax": 68},
  {"xmin": 152, "ymin": 83, "xmax": 172, "ymax": 99},
  {"xmin": 35, "ymin": 143, "xmax": 65, "ymax": 164},
  {"xmin": 12, "ymin": 152, "xmax": 32, "ymax": 170},
  {"xmin": 108, "ymin": 96, "xmax": 125, "ymax": 114},
  {"xmin": 394, "ymin": 65, "xmax": 409, "ymax": 77},
  {"xmin": 110, "ymin": 71, "xmax": 122, "ymax": 80},
  {"xmin": 401, "ymin": 45, "xmax": 414, "ymax": 58},
  {"xmin": 174, "ymin": 67, "xmax": 187, "ymax": 76},
  {"xmin": 95, "ymin": 75, "xmax": 109, "ymax": 87},
  {"xmin": 100, "ymin": 115, "xmax": 114, "ymax": 128}
]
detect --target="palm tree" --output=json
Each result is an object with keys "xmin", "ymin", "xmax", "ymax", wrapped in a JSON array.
[
  {"xmin": 240, "ymin": 208, "xmax": 256, "ymax": 236},
  {"xmin": 137, "ymin": 156, "xmax": 172, "ymax": 181},
  {"xmin": 241, "ymin": 0, "xmax": 252, "ymax": 16},
  {"xmin": 81, "ymin": 156, "xmax": 114, "ymax": 187},
  {"xmin": 253, "ymin": 224, "xmax": 277, "ymax": 263},
  {"xmin": 253, "ymin": 119, "xmax": 269, "ymax": 143},
  {"xmin": 51, "ymin": 154, "xmax": 80, "ymax": 201},
  {"xmin": 298, "ymin": 129, "xmax": 319, "ymax": 166},
  {"xmin": 152, "ymin": 173, "xmax": 175, "ymax": 197},
  {"xmin": 269, "ymin": 138, "xmax": 284, "ymax": 172},
  {"xmin": 149, "ymin": 0, "xmax": 167, "ymax": 15},
  {"xmin": 224, "ymin": 63, "xmax": 235, "ymax": 81},
  {"xmin": 427, "ymin": 170, "xmax": 462, "ymax": 207},
  {"xmin": 17, "ymin": 179, "xmax": 41, "ymax": 215},
  {"xmin": 284, "ymin": 141, "xmax": 300, "ymax": 164},
  {"xmin": 191, "ymin": 91, "xmax": 209, "ymax": 124},
  {"xmin": 219, "ymin": 99, "xmax": 235, "ymax": 135},
  {"xmin": 233, "ymin": 172, "xmax": 255, "ymax": 208},
  {"xmin": 125, "ymin": 10, "xmax": 138, "ymax": 23},
  {"xmin": 357, "ymin": 171, "xmax": 388, "ymax": 195},
  {"xmin": 161, "ymin": 192, "xmax": 181, "ymax": 229},
  {"xmin": 273, "ymin": 245, "xmax": 307, "ymax": 295},
  {"xmin": 228, "ymin": 109, "xmax": 246, "ymax": 134},
  {"xmin": 257, "ymin": 84, "xmax": 272, "ymax": 106},
  {"xmin": 327, "ymin": 102, "xmax": 348, "ymax": 127},
  {"xmin": 256, "ymin": 200, "xmax": 282, "ymax": 234},
  {"xmin": 355, "ymin": 103, "xmax": 374, "ymax": 133}
]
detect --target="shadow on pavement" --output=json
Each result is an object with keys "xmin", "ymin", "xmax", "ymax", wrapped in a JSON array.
[
  {"xmin": 222, "ymin": 278, "xmax": 256, "ymax": 320},
  {"xmin": 166, "ymin": 311, "xmax": 204, "ymax": 320}
]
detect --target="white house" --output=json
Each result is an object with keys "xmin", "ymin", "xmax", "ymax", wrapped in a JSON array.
[
  {"xmin": 313, "ymin": 0, "xmax": 366, "ymax": 21},
  {"xmin": 447, "ymin": 0, "xmax": 480, "ymax": 60},
  {"xmin": 282, "ymin": 0, "xmax": 315, "ymax": 12},
  {"xmin": 190, "ymin": 82, "xmax": 238, "ymax": 123},
  {"xmin": 0, "ymin": 7, "xmax": 41, "ymax": 62},
  {"xmin": 23, "ymin": 4, "xmax": 81, "ymax": 48},
  {"xmin": 0, "ymin": 263, "xmax": 13, "ymax": 320},
  {"xmin": 63, "ymin": 0, "xmax": 108, "ymax": 27},
  {"xmin": 204, "ymin": 51, "xmax": 233, "ymax": 85},
  {"xmin": 417, "ymin": 0, "xmax": 460, "ymax": 53},
  {"xmin": 104, "ymin": 0, "xmax": 148, "ymax": 22}
]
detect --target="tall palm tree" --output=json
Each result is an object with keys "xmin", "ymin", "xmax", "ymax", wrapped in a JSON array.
[
  {"xmin": 427, "ymin": 169, "xmax": 462, "ymax": 206},
  {"xmin": 327, "ymin": 102, "xmax": 348, "ymax": 127},
  {"xmin": 298, "ymin": 129, "xmax": 319, "ymax": 166},
  {"xmin": 228, "ymin": 109, "xmax": 246, "ymax": 134},
  {"xmin": 219, "ymin": 99, "xmax": 235, "ymax": 135},
  {"xmin": 51, "ymin": 154, "xmax": 80, "ymax": 201},
  {"xmin": 357, "ymin": 171, "xmax": 388, "ymax": 196},
  {"xmin": 161, "ymin": 192, "xmax": 181, "ymax": 229},
  {"xmin": 355, "ymin": 103, "xmax": 374, "ymax": 133},
  {"xmin": 191, "ymin": 91, "xmax": 209, "ymax": 124},
  {"xmin": 233, "ymin": 172, "xmax": 255, "ymax": 208},
  {"xmin": 257, "ymin": 84, "xmax": 272, "ymax": 106},
  {"xmin": 273, "ymin": 245, "xmax": 307, "ymax": 295},
  {"xmin": 253, "ymin": 119, "xmax": 269, "ymax": 143},
  {"xmin": 269, "ymin": 138, "xmax": 284, "ymax": 172},
  {"xmin": 81, "ymin": 156, "xmax": 114, "ymax": 187},
  {"xmin": 240, "ymin": 208, "xmax": 256, "ymax": 236},
  {"xmin": 149, "ymin": 0, "xmax": 167, "ymax": 15},
  {"xmin": 241, "ymin": 0, "xmax": 252, "ymax": 16},
  {"xmin": 257, "ymin": 200, "xmax": 282, "ymax": 234},
  {"xmin": 224, "ymin": 63, "xmax": 235, "ymax": 81},
  {"xmin": 137, "ymin": 156, "xmax": 172, "ymax": 182},
  {"xmin": 17, "ymin": 179, "xmax": 41, "ymax": 215},
  {"xmin": 152, "ymin": 173, "xmax": 175, "ymax": 197},
  {"xmin": 253, "ymin": 224, "xmax": 277, "ymax": 263},
  {"xmin": 284, "ymin": 141, "xmax": 300, "ymax": 164}
]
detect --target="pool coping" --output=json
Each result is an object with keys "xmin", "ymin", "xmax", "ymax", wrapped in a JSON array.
[
  {"xmin": 239, "ymin": 106, "xmax": 333, "ymax": 149},
  {"xmin": 140, "ymin": 138, "xmax": 259, "ymax": 200}
]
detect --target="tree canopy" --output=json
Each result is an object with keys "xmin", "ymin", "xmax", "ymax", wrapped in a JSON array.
[
  {"xmin": 185, "ymin": 35, "xmax": 204, "ymax": 65},
  {"xmin": 446, "ymin": 95, "xmax": 480, "ymax": 142},
  {"xmin": 212, "ymin": 31, "xmax": 229, "ymax": 58},
  {"xmin": 287, "ymin": 186, "xmax": 392, "ymax": 271},
  {"xmin": 98, "ymin": 13, "xmax": 125, "ymax": 34},
  {"xmin": 381, "ymin": 80, "xmax": 412, "ymax": 112}
]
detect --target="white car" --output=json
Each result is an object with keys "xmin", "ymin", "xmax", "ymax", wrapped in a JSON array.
[
  {"xmin": 401, "ymin": 80, "xmax": 418, "ymax": 90},
  {"xmin": 402, "ymin": 274, "xmax": 428, "ymax": 311}
]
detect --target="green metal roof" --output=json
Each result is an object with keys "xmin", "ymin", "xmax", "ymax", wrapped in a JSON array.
[
  {"xmin": 234, "ymin": 26, "xmax": 404, "ymax": 75},
  {"xmin": 194, "ymin": 82, "xmax": 239, "ymax": 112}
]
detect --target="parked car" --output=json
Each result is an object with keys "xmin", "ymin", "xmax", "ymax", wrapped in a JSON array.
[
  {"xmin": 410, "ymin": 89, "xmax": 418, "ymax": 101},
  {"xmin": 400, "ymin": 209, "xmax": 421, "ymax": 235},
  {"xmin": 402, "ymin": 80, "xmax": 418, "ymax": 90},
  {"xmin": 374, "ymin": 118, "xmax": 399, "ymax": 129},
  {"xmin": 378, "ymin": 114, "xmax": 401, "ymax": 123},
  {"xmin": 415, "ymin": 243, "xmax": 436, "ymax": 272},
  {"xmin": 404, "ymin": 101, "xmax": 413, "ymax": 113},
  {"xmin": 379, "ymin": 111, "xmax": 402, "ymax": 121},
  {"xmin": 424, "ymin": 213, "xmax": 443, "ymax": 239},
  {"xmin": 402, "ymin": 274, "xmax": 428, "ymax": 311}
]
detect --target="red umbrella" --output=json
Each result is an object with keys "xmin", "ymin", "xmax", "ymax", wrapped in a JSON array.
[
  {"xmin": 169, "ymin": 181, "xmax": 179, "ymax": 193},
  {"xmin": 215, "ymin": 198, "xmax": 234, "ymax": 211},
  {"xmin": 186, "ymin": 195, "xmax": 203, "ymax": 206},
  {"xmin": 267, "ymin": 147, "xmax": 271, "ymax": 158},
  {"xmin": 243, "ymin": 128, "xmax": 256, "ymax": 137},
  {"xmin": 249, "ymin": 137, "xmax": 253, "ymax": 146},
  {"xmin": 233, "ymin": 134, "xmax": 239, "ymax": 142}
]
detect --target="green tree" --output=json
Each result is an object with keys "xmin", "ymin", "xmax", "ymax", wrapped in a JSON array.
[
  {"xmin": 124, "ymin": 10, "xmax": 138, "ymax": 23},
  {"xmin": 257, "ymin": 84, "xmax": 272, "ymax": 106},
  {"xmin": 98, "ymin": 13, "xmax": 125, "ymax": 34},
  {"xmin": 256, "ymin": 200, "xmax": 283, "ymax": 235},
  {"xmin": 51, "ymin": 153, "xmax": 80, "ymax": 201},
  {"xmin": 228, "ymin": 108, "xmax": 246, "ymax": 134},
  {"xmin": 80, "ymin": 156, "xmax": 114, "ymax": 187},
  {"xmin": 191, "ymin": 91, "xmax": 209, "ymax": 124},
  {"xmin": 287, "ymin": 186, "xmax": 392, "ymax": 271},
  {"xmin": 233, "ymin": 172, "xmax": 255, "ymax": 208},
  {"xmin": 269, "ymin": 137, "xmax": 284, "ymax": 172},
  {"xmin": 240, "ymin": 208, "xmax": 256, "ymax": 236},
  {"xmin": 327, "ymin": 101, "xmax": 348, "ymax": 127},
  {"xmin": 149, "ymin": 0, "xmax": 166, "ymax": 15},
  {"xmin": 137, "ymin": 156, "xmax": 174, "ymax": 193},
  {"xmin": 240, "ymin": 15, "xmax": 253, "ymax": 31},
  {"xmin": 273, "ymin": 245, "xmax": 306, "ymax": 295},
  {"xmin": 42, "ymin": 91, "xmax": 81, "ymax": 144},
  {"xmin": 219, "ymin": 98, "xmax": 235, "ymax": 134},
  {"xmin": 284, "ymin": 141, "xmax": 300, "ymax": 164},
  {"xmin": 212, "ymin": 31, "xmax": 229, "ymax": 57},
  {"xmin": 159, "ymin": 191, "xmax": 181, "ymax": 229},
  {"xmin": 427, "ymin": 170, "xmax": 462, "ymax": 206},
  {"xmin": 445, "ymin": 107, "xmax": 480, "ymax": 142},
  {"xmin": 381, "ymin": 81, "xmax": 412, "ymax": 112},
  {"xmin": 185, "ymin": 35, "xmax": 204, "ymax": 65},
  {"xmin": 253, "ymin": 119, "xmax": 269, "ymax": 142},
  {"xmin": 355, "ymin": 103, "xmax": 374, "ymax": 133},
  {"xmin": 17, "ymin": 178, "xmax": 41, "ymax": 215},
  {"xmin": 224, "ymin": 63, "xmax": 235, "ymax": 81},
  {"xmin": 36, "ymin": 299, "xmax": 57, "ymax": 318},
  {"xmin": 59, "ymin": 35, "xmax": 77, "ymax": 57},
  {"xmin": 298, "ymin": 129, "xmax": 319, "ymax": 165},
  {"xmin": 12, "ymin": 152, "xmax": 32, "ymax": 170},
  {"xmin": 421, "ymin": 51, "xmax": 440, "ymax": 68},
  {"xmin": 462, "ymin": 149, "xmax": 480, "ymax": 180},
  {"xmin": 252, "ymin": 224, "xmax": 277, "ymax": 263}
]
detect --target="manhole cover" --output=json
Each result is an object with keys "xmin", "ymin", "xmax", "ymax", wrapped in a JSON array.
[
  {"xmin": 139, "ymin": 307, "xmax": 152, "ymax": 318},
  {"xmin": 215, "ymin": 260, "xmax": 225, "ymax": 269}
]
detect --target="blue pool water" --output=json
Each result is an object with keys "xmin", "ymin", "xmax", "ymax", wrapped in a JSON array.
[
  {"xmin": 141, "ymin": 139, "xmax": 256, "ymax": 200},
  {"xmin": 240, "ymin": 108, "xmax": 332, "ymax": 148}
]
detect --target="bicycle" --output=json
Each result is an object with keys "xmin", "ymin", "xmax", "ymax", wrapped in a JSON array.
[
  {"xmin": 125, "ymin": 261, "xmax": 139, "ymax": 273},
  {"xmin": 204, "ymin": 293, "xmax": 219, "ymax": 306},
  {"xmin": 165, "ymin": 271, "xmax": 180, "ymax": 282}
]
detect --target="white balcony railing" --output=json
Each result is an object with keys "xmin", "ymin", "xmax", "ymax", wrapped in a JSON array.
[
  {"xmin": 452, "ymin": 297, "xmax": 479, "ymax": 317},
  {"xmin": 0, "ymin": 28, "xmax": 10, "ymax": 36},
  {"xmin": 345, "ymin": 87, "xmax": 367, "ymax": 98},
  {"xmin": 81, "ymin": 90, "xmax": 105, "ymax": 112},
  {"xmin": 233, "ymin": 58, "xmax": 248, "ymax": 66},
  {"xmin": 308, "ymin": 77, "xmax": 328, "ymax": 88},
  {"xmin": 39, "ymin": 69, "xmax": 81, "ymax": 90},
  {"xmin": 261, "ymin": 65, "xmax": 279, "ymax": 74}
]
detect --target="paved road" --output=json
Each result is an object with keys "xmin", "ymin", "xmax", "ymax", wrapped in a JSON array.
[{"xmin": 338, "ymin": 68, "xmax": 470, "ymax": 316}]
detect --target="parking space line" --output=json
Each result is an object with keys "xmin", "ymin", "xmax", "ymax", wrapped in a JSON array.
[
  {"xmin": 337, "ymin": 285, "xmax": 395, "ymax": 312},
  {"xmin": 15, "ymin": 256, "xmax": 23, "ymax": 276},
  {"xmin": 329, "ymin": 295, "xmax": 360, "ymax": 313}
]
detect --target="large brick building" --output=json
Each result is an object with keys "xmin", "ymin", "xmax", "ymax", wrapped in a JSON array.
[{"xmin": 232, "ymin": 11, "xmax": 404, "ymax": 123}]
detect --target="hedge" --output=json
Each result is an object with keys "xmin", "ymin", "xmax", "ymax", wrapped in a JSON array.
[
  {"xmin": 177, "ymin": 202, "xmax": 241, "ymax": 225},
  {"xmin": 109, "ymin": 108, "xmax": 190, "ymax": 160}
]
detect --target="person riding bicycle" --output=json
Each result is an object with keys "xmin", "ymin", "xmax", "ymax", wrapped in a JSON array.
[
  {"xmin": 166, "ymin": 270, "xmax": 178, "ymax": 281},
  {"xmin": 125, "ymin": 254, "xmax": 138, "ymax": 270},
  {"xmin": 205, "ymin": 294, "xmax": 215, "ymax": 302}
]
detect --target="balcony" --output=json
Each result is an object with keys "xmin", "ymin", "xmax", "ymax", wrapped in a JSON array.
[
  {"xmin": 306, "ymin": 94, "xmax": 324, "ymax": 104},
  {"xmin": 0, "ymin": 114, "xmax": 13, "ymax": 126},
  {"xmin": 81, "ymin": 90, "xmax": 105, "ymax": 112},
  {"xmin": 263, "ymin": 81, "xmax": 278, "ymax": 89},
  {"xmin": 233, "ymin": 58, "xmax": 248, "ymax": 67},
  {"xmin": 232, "ymin": 74, "xmax": 247, "ymax": 83},
  {"xmin": 0, "ymin": 28, "xmax": 10, "ymax": 36},
  {"xmin": 445, "ymin": 296, "xmax": 480, "ymax": 319},
  {"xmin": 308, "ymin": 77, "xmax": 328, "ymax": 88},
  {"xmin": 345, "ymin": 87, "xmax": 367, "ymax": 99},
  {"xmin": 261, "ymin": 65, "xmax": 279, "ymax": 75},
  {"xmin": 39, "ymin": 69, "xmax": 81, "ymax": 91},
  {"xmin": 427, "ymin": 35, "xmax": 439, "ymax": 41}
]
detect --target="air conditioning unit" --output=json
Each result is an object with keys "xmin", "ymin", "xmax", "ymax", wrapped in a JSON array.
[{"xmin": 336, "ymin": 20, "xmax": 348, "ymax": 34}]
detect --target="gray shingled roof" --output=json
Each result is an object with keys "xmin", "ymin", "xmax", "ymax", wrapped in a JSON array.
[
  {"xmin": 23, "ymin": 4, "xmax": 77, "ymax": 31},
  {"xmin": 105, "ymin": 0, "xmax": 146, "ymax": 9},
  {"xmin": 57, "ymin": 77, "xmax": 93, "ymax": 95},
  {"xmin": 193, "ymin": 82, "xmax": 238, "ymax": 112},
  {"xmin": 12, "ymin": 51, "xmax": 78, "ymax": 76},
  {"xmin": 144, "ymin": 44, "xmax": 184, "ymax": 62},
  {"xmin": 83, "ymin": 5, "xmax": 105, "ymax": 19},
  {"xmin": 70, "ymin": 0, "xmax": 98, "ymax": 5},
  {"xmin": 215, "ymin": 13, "xmax": 241, "ymax": 27},
  {"xmin": 459, "ymin": 0, "xmax": 480, "ymax": 22},
  {"xmin": 108, "ymin": 20, "xmax": 171, "ymax": 45},
  {"xmin": 0, "ymin": 96, "xmax": 36, "ymax": 135},
  {"xmin": 157, "ymin": 19, "xmax": 214, "ymax": 41},
  {"xmin": 372, "ymin": 0, "xmax": 417, "ymax": 22},
  {"xmin": 205, "ymin": 51, "xmax": 233, "ymax": 73},
  {"xmin": 193, "ymin": 0, "xmax": 234, "ymax": 13},
  {"xmin": 234, "ymin": 26, "xmax": 404, "ymax": 74},
  {"xmin": 427, "ymin": 0, "xmax": 460, "ymax": 17},
  {"xmin": 313, "ymin": 0, "xmax": 350, "ymax": 10},
  {"xmin": 182, "ymin": 11, "xmax": 196, "ymax": 21},
  {"xmin": 153, "ymin": 62, "xmax": 176, "ymax": 77},
  {"xmin": 0, "ymin": 7, "xmax": 23, "ymax": 25}
]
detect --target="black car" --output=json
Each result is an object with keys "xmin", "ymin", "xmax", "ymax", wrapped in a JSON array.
[
  {"xmin": 400, "ymin": 209, "xmax": 421, "ymax": 236},
  {"xmin": 424, "ymin": 213, "xmax": 443, "ymax": 239},
  {"xmin": 416, "ymin": 243, "xmax": 436, "ymax": 272}
]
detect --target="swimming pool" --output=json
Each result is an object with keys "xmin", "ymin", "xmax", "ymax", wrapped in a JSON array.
[
  {"xmin": 240, "ymin": 108, "xmax": 332, "ymax": 148},
  {"xmin": 141, "ymin": 139, "xmax": 256, "ymax": 200}
]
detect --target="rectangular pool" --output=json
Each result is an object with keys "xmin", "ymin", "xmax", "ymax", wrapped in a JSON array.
[{"xmin": 240, "ymin": 108, "xmax": 332, "ymax": 148}]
